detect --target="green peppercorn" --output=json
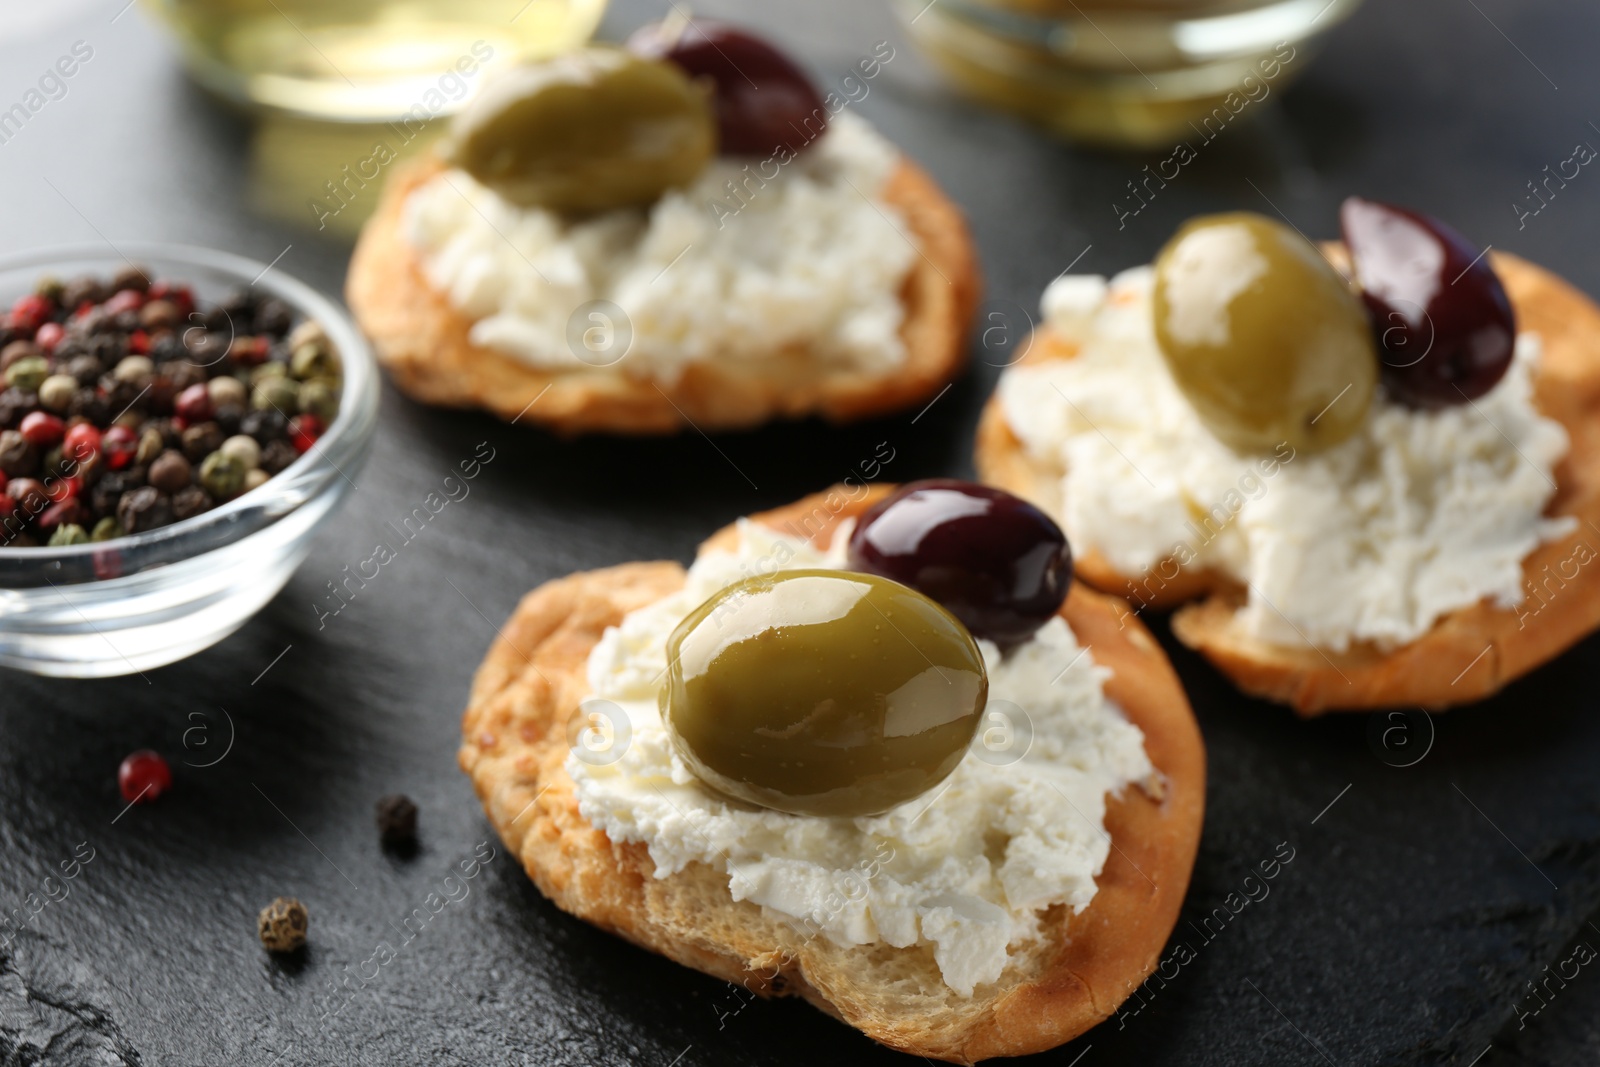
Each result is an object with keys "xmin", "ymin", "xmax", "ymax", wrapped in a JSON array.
[
  {"xmin": 296, "ymin": 380, "xmax": 339, "ymax": 424},
  {"xmin": 250, "ymin": 362, "xmax": 287, "ymax": 387},
  {"xmin": 251, "ymin": 377, "xmax": 299, "ymax": 415},
  {"xmin": 199, "ymin": 450, "xmax": 246, "ymax": 500},
  {"xmin": 5, "ymin": 355, "xmax": 49, "ymax": 392},
  {"xmin": 48, "ymin": 523, "xmax": 88, "ymax": 547},
  {"xmin": 34, "ymin": 275, "xmax": 64, "ymax": 302},
  {"xmin": 90, "ymin": 516, "xmax": 123, "ymax": 542},
  {"xmin": 290, "ymin": 338, "xmax": 340, "ymax": 381},
  {"xmin": 135, "ymin": 426, "xmax": 165, "ymax": 466},
  {"xmin": 38, "ymin": 374, "xmax": 77, "ymax": 413},
  {"xmin": 40, "ymin": 446, "xmax": 65, "ymax": 480}
]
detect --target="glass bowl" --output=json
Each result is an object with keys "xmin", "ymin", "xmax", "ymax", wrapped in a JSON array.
[
  {"xmin": 0, "ymin": 244, "xmax": 378, "ymax": 677},
  {"xmin": 892, "ymin": 0, "xmax": 1365, "ymax": 148}
]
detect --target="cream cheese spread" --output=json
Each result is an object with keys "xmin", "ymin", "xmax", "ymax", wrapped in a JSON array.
[
  {"xmin": 998, "ymin": 267, "xmax": 1575, "ymax": 652},
  {"xmin": 567, "ymin": 519, "xmax": 1153, "ymax": 996},
  {"xmin": 402, "ymin": 111, "xmax": 916, "ymax": 378}
]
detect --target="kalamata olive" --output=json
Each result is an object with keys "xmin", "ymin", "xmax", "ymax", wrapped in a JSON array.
[
  {"xmin": 628, "ymin": 19, "xmax": 826, "ymax": 157},
  {"xmin": 663, "ymin": 569, "xmax": 987, "ymax": 817},
  {"xmin": 447, "ymin": 48, "xmax": 715, "ymax": 214},
  {"xmin": 1340, "ymin": 197, "xmax": 1516, "ymax": 408},
  {"xmin": 847, "ymin": 480, "xmax": 1071, "ymax": 647},
  {"xmin": 1153, "ymin": 212, "xmax": 1377, "ymax": 454}
]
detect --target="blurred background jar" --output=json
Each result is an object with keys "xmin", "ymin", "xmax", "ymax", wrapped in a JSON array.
[
  {"xmin": 892, "ymin": 0, "xmax": 1363, "ymax": 147},
  {"xmin": 142, "ymin": 0, "xmax": 608, "ymax": 121}
]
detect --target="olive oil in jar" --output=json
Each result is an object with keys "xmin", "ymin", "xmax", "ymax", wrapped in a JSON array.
[{"xmin": 143, "ymin": 0, "xmax": 608, "ymax": 121}]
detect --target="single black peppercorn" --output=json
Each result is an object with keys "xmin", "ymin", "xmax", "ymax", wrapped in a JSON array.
[
  {"xmin": 116, "ymin": 486, "xmax": 173, "ymax": 534},
  {"xmin": 240, "ymin": 409, "xmax": 288, "ymax": 442},
  {"xmin": 149, "ymin": 332, "xmax": 187, "ymax": 363},
  {"xmin": 0, "ymin": 430, "xmax": 38, "ymax": 477},
  {"xmin": 375, "ymin": 794, "xmax": 418, "ymax": 847},
  {"xmin": 260, "ymin": 439, "xmax": 297, "ymax": 474},
  {"xmin": 110, "ymin": 265, "xmax": 150, "ymax": 294},
  {"xmin": 181, "ymin": 422, "xmax": 224, "ymax": 463},
  {"xmin": 60, "ymin": 276, "xmax": 103, "ymax": 310},
  {"xmin": 258, "ymin": 897, "xmax": 308, "ymax": 953},
  {"xmin": 255, "ymin": 300, "xmax": 293, "ymax": 337},
  {"xmin": 170, "ymin": 485, "xmax": 213, "ymax": 520},
  {"xmin": 68, "ymin": 388, "xmax": 110, "ymax": 424},
  {"xmin": 147, "ymin": 450, "xmax": 192, "ymax": 495},
  {"xmin": 0, "ymin": 388, "xmax": 35, "ymax": 429},
  {"xmin": 66, "ymin": 354, "xmax": 103, "ymax": 386},
  {"xmin": 214, "ymin": 403, "xmax": 244, "ymax": 436}
]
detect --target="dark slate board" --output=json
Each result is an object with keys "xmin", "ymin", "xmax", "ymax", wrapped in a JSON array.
[{"xmin": 2, "ymin": 1, "xmax": 1598, "ymax": 1064}]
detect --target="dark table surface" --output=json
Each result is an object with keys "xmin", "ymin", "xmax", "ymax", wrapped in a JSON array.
[{"xmin": 3, "ymin": 1, "xmax": 1600, "ymax": 1064}]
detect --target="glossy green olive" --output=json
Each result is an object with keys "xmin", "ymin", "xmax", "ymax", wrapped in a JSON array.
[
  {"xmin": 1153, "ymin": 212, "xmax": 1377, "ymax": 454},
  {"xmin": 662, "ymin": 570, "xmax": 988, "ymax": 817},
  {"xmin": 446, "ymin": 47, "xmax": 715, "ymax": 214}
]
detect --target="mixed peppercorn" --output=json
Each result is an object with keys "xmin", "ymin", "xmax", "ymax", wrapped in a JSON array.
[{"xmin": 0, "ymin": 266, "xmax": 341, "ymax": 548}]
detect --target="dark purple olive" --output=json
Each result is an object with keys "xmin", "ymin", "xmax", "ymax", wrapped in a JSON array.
[
  {"xmin": 847, "ymin": 480, "xmax": 1072, "ymax": 647},
  {"xmin": 627, "ymin": 19, "xmax": 827, "ymax": 157},
  {"xmin": 1341, "ymin": 196, "xmax": 1516, "ymax": 408}
]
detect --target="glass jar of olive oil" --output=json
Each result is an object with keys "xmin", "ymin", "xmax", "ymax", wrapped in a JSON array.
[
  {"xmin": 892, "ymin": 0, "xmax": 1363, "ymax": 147},
  {"xmin": 143, "ymin": 0, "xmax": 608, "ymax": 121}
]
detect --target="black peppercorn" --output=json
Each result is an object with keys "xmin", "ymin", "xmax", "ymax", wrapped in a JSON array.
[
  {"xmin": 0, "ymin": 430, "xmax": 38, "ymax": 477},
  {"xmin": 102, "ymin": 377, "xmax": 146, "ymax": 415},
  {"xmin": 148, "ymin": 332, "xmax": 186, "ymax": 363},
  {"xmin": 259, "ymin": 439, "xmax": 297, "ymax": 474},
  {"xmin": 110, "ymin": 265, "xmax": 150, "ymax": 294},
  {"xmin": 90, "ymin": 469, "xmax": 143, "ymax": 518},
  {"xmin": 60, "ymin": 275, "xmax": 103, "ymax": 310},
  {"xmin": 240, "ymin": 409, "xmax": 289, "ymax": 442},
  {"xmin": 181, "ymin": 421, "xmax": 223, "ymax": 462},
  {"xmin": 159, "ymin": 360, "xmax": 206, "ymax": 393},
  {"xmin": 0, "ymin": 388, "xmax": 36, "ymax": 428},
  {"xmin": 185, "ymin": 330, "xmax": 228, "ymax": 367},
  {"xmin": 68, "ymin": 388, "xmax": 110, "ymax": 424},
  {"xmin": 219, "ymin": 288, "xmax": 257, "ymax": 321},
  {"xmin": 147, "ymin": 450, "xmax": 192, "ymax": 495},
  {"xmin": 80, "ymin": 308, "xmax": 118, "ymax": 336},
  {"xmin": 170, "ymin": 485, "xmax": 213, "ymax": 520},
  {"xmin": 116, "ymin": 486, "xmax": 173, "ymax": 533},
  {"xmin": 214, "ymin": 403, "xmax": 244, "ymax": 436},
  {"xmin": 257, "ymin": 897, "xmax": 308, "ymax": 953},
  {"xmin": 375, "ymin": 794, "xmax": 418, "ymax": 847},
  {"xmin": 254, "ymin": 300, "xmax": 293, "ymax": 337},
  {"xmin": 66, "ymin": 354, "xmax": 103, "ymax": 386}
]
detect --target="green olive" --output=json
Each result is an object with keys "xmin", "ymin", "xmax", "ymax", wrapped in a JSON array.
[
  {"xmin": 662, "ymin": 569, "xmax": 988, "ymax": 818},
  {"xmin": 1153, "ymin": 212, "xmax": 1377, "ymax": 454},
  {"xmin": 446, "ymin": 47, "xmax": 716, "ymax": 214}
]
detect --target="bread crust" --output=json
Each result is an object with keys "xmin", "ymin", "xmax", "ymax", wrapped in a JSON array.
[
  {"xmin": 347, "ymin": 156, "xmax": 980, "ymax": 435},
  {"xmin": 459, "ymin": 486, "xmax": 1205, "ymax": 1062},
  {"xmin": 975, "ymin": 252, "xmax": 1600, "ymax": 715}
]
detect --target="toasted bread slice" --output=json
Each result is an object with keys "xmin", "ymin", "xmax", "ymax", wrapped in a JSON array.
[
  {"xmin": 347, "ymin": 157, "xmax": 980, "ymax": 435},
  {"xmin": 458, "ymin": 486, "xmax": 1204, "ymax": 1062},
  {"xmin": 976, "ymin": 252, "xmax": 1600, "ymax": 716}
]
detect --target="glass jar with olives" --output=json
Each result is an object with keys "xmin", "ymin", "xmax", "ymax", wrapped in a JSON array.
[
  {"xmin": 662, "ymin": 570, "xmax": 987, "ymax": 818},
  {"xmin": 1340, "ymin": 197, "xmax": 1515, "ymax": 408},
  {"xmin": 1152, "ymin": 212, "xmax": 1377, "ymax": 455}
]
